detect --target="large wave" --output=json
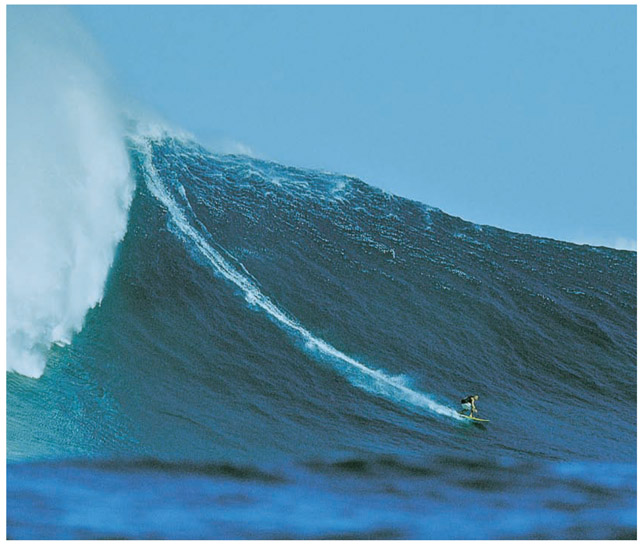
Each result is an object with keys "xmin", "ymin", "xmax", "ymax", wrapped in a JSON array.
[
  {"xmin": 7, "ymin": 132, "xmax": 635, "ymax": 466},
  {"xmin": 6, "ymin": 8, "xmax": 635, "ymax": 469},
  {"xmin": 7, "ymin": 7, "xmax": 134, "ymax": 377}
]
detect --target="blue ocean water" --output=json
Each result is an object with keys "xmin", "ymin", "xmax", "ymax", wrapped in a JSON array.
[{"xmin": 7, "ymin": 136, "xmax": 636, "ymax": 539}]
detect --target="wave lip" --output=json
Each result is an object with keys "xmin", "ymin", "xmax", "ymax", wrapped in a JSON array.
[{"xmin": 7, "ymin": 7, "xmax": 134, "ymax": 377}]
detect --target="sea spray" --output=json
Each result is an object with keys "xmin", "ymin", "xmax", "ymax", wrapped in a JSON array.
[{"xmin": 7, "ymin": 7, "xmax": 134, "ymax": 377}]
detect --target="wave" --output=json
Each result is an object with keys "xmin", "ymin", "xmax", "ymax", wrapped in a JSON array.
[
  {"xmin": 7, "ymin": 132, "xmax": 636, "ymax": 466},
  {"xmin": 7, "ymin": 7, "xmax": 134, "ymax": 377},
  {"xmin": 133, "ymin": 135, "xmax": 462, "ymax": 420}
]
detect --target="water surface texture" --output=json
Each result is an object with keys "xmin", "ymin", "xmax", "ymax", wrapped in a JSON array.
[{"xmin": 7, "ymin": 137, "xmax": 636, "ymax": 539}]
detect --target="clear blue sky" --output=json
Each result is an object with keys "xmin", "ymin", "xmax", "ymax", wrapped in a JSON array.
[{"xmin": 71, "ymin": 5, "xmax": 636, "ymax": 249}]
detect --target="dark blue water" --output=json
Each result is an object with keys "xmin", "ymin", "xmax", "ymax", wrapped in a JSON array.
[
  {"xmin": 8, "ymin": 457, "xmax": 635, "ymax": 539},
  {"xmin": 7, "ymin": 136, "xmax": 636, "ymax": 539}
]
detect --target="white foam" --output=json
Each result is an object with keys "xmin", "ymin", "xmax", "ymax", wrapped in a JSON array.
[
  {"xmin": 7, "ymin": 7, "xmax": 134, "ymax": 377},
  {"xmin": 137, "ymin": 138, "xmax": 461, "ymax": 419}
]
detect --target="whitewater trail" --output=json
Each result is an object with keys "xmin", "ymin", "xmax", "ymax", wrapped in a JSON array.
[{"xmin": 136, "ymin": 137, "xmax": 462, "ymax": 420}]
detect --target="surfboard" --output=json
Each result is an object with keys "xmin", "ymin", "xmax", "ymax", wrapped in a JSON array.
[{"xmin": 461, "ymin": 415, "xmax": 490, "ymax": 422}]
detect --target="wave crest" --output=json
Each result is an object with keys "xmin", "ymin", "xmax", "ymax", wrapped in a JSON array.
[{"xmin": 7, "ymin": 7, "xmax": 134, "ymax": 377}]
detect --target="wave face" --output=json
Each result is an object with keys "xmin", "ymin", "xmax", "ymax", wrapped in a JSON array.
[
  {"xmin": 7, "ymin": 7, "xmax": 133, "ymax": 378},
  {"xmin": 7, "ymin": 135, "xmax": 636, "ymax": 538}
]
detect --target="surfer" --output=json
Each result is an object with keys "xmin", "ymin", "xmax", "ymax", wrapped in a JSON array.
[{"xmin": 460, "ymin": 395, "xmax": 479, "ymax": 417}]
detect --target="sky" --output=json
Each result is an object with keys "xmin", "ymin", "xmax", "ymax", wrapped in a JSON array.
[{"xmin": 71, "ymin": 5, "xmax": 636, "ymax": 249}]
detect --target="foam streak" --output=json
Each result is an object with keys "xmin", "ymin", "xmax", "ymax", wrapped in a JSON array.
[{"xmin": 138, "ymin": 138, "xmax": 460, "ymax": 420}]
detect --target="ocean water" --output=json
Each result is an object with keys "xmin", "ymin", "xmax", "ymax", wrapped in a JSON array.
[{"xmin": 7, "ymin": 134, "xmax": 636, "ymax": 539}]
